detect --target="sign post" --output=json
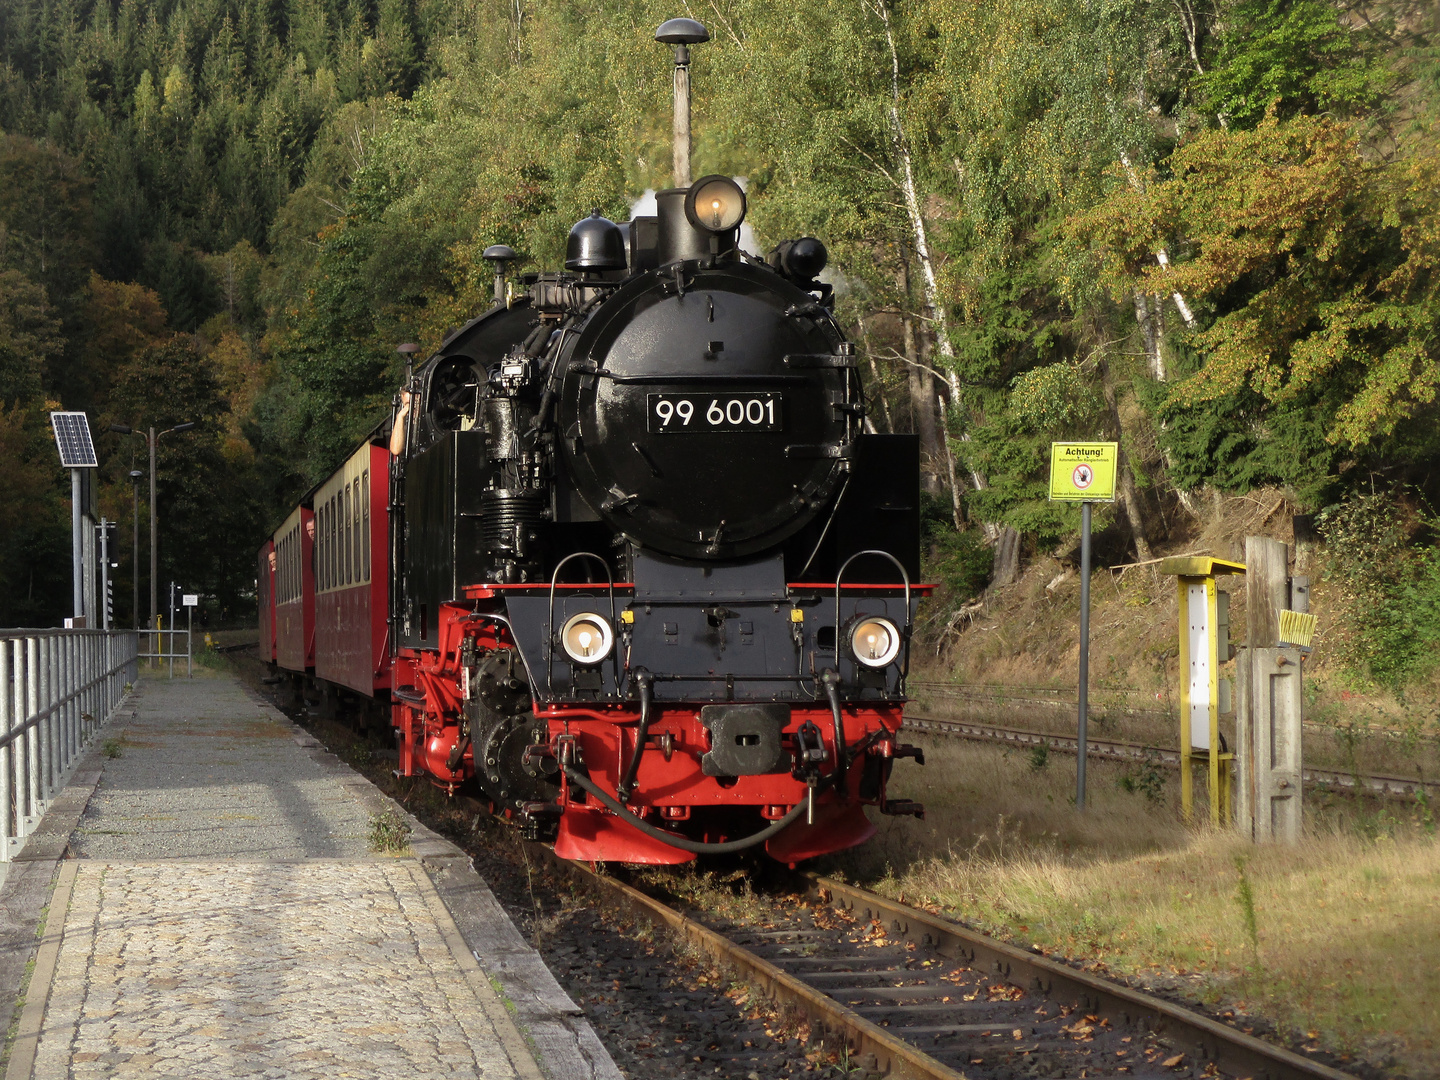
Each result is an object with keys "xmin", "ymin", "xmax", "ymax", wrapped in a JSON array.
[
  {"xmin": 183, "ymin": 593, "xmax": 198, "ymax": 678},
  {"xmin": 98, "ymin": 519, "xmax": 111, "ymax": 631},
  {"xmin": 1048, "ymin": 442, "xmax": 1118, "ymax": 810}
]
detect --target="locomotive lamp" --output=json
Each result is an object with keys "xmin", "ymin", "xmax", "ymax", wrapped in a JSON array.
[
  {"xmin": 684, "ymin": 175, "xmax": 746, "ymax": 233},
  {"xmin": 851, "ymin": 617, "xmax": 901, "ymax": 668},
  {"xmin": 656, "ymin": 18, "xmax": 709, "ymax": 186},
  {"xmin": 561, "ymin": 612, "xmax": 615, "ymax": 664}
]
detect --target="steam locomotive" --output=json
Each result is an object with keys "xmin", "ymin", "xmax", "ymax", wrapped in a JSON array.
[{"xmin": 258, "ymin": 21, "xmax": 925, "ymax": 865}]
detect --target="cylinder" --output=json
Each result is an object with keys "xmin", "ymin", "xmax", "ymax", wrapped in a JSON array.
[
  {"xmin": 655, "ymin": 188, "xmax": 710, "ymax": 265},
  {"xmin": 672, "ymin": 55, "xmax": 692, "ymax": 187},
  {"xmin": 481, "ymin": 490, "xmax": 546, "ymax": 556}
]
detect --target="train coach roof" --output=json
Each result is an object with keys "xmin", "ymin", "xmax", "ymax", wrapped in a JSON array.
[{"xmin": 264, "ymin": 415, "xmax": 391, "ymax": 537}]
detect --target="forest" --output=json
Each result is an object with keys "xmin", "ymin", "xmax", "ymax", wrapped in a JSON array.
[{"xmin": 1, "ymin": 0, "xmax": 1437, "ymax": 683}]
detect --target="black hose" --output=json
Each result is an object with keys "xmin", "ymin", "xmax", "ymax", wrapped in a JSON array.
[
  {"xmin": 561, "ymin": 765, "xmax": 832, "ymax": 855},
  {"xmin": 616, "ymin": 672, "xmax": 653, "ymax": 802},
  {"xmin": 820, "ymin": 669, "xmax": 848, "ymax": 794}
]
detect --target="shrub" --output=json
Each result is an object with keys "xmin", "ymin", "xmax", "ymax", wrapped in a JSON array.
[{"xmin": 1318, "ymin": 493, "xmax": 1440, "ymax": 687}]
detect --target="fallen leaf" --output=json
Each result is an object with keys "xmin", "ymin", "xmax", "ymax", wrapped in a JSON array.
[{"xmin": 1163, "ymin": 1054, "xmax": 1185, "ymax": 1068}]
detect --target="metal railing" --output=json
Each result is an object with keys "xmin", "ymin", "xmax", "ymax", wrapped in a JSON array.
[
  {"xmin": 139, "ymin": 628, "xmax": 192, "ymax": 678},
  {"xmin": 0, "ymin": 630, "xmax": 138, "ymax": 862}
]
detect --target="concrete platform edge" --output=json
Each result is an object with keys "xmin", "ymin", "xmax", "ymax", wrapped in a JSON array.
[
  {"xmin": 0, "ymin": 695, "xmax": 134, "ymax": 1073},
  {"xmin": 243, "ymin": 687, "xmax": 625, "ymax": 1080}
]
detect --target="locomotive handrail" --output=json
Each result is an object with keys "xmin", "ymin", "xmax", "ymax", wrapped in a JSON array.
[
  {"xmin": 545, "ymin": 552, "xmax": 618, "ymax": 694},
  {"xmin": 832, "ymin": 549, "xmax": 912, "ymax": 665},
  {"xmin": 829, "ymin": 549, "xmax": 913, "ymax": 785}
]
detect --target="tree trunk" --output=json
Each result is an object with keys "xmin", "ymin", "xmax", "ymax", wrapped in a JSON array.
[
  {"xmin": 938, "ymin": 393, "xmax": 965, "ymax": 530},
  {"xmin": 857, "ymin": 315, "xmax": 894, "ymax": 431},
  {"xmin": 1119, "ymin": 153, "xmax": 1197, "ymax": 328},
  {"xmin": 1101, "ymin": 359, "xmax": 1152, "ymax": 562},
  {"xmin": 904, "ymin": 312, "xmax": 943, "ymax": 495},
  {"xmin": 990, "ymin": 527, "xmax": 1021, "ymax": 588},
  {"xmin": 1132, "ymin": 292, "xmax": 1165, "ymax": 382}
]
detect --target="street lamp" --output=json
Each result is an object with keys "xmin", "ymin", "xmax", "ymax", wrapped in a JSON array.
[
  {"xmin": 109, "ymin": 422, "xmax": 197, "ymax": 644},
  {"xmin": 128, "ymin": 469, "xmax": 144, "ymax": 630}
]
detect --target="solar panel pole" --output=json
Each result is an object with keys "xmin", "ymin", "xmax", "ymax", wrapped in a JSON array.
[{"xmin": 71, "ymin": 469, "xmax": 84, "ymax": 624}]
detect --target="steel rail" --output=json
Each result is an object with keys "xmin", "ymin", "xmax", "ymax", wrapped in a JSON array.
[
  {"xmin": 526, "ymin": 842, "xmax": 965, "ymax": 1080},
  {"xmin": 902, "ymin": 713, "xmax": 1438, "ymax": 799},
  {"xmin": 530, "ymin": 840, "xmax": 1357, "ymax": 1080},
  {"xmin": 803, "ymin": 874, "xmax": 1358, "ymax": 1080}
]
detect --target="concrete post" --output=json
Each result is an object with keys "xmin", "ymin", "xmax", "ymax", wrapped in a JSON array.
[
  {"xmin": 12, "ymin": 640, "xmax": 26, "ymax": 833},
  {"xmin": 1236, "ymin": 536, "xmax": 1304, "ymax": 842},
  {"xmin": 0, "ymin": 641, "xmax": 10, "ymax": 858},
  {"xmin": 25, "ymin": 637, "xmax": 39, "ymax": 825}
]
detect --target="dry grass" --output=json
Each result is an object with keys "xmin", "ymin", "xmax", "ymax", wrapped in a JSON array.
[{"xmin": 838, "ymin": 735, "xmax": 1440, "ymax": 1077}]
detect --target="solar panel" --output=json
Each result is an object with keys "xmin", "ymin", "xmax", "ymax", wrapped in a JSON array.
[{"xmin": 51, "ymin": 412, "xmax": 98, "ymax": 468}]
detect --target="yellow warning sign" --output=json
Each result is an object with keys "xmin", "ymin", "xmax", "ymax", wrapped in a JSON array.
[{"xmin": 1049, "ymin": 442, "xmax": 1118, "ymax": 502}]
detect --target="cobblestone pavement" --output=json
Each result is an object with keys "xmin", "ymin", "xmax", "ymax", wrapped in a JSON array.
[
  {"xmin": 16, "ymin": 676, "xmax": 545, "ymax": 1080},
  {"xmin": 34, "ymin": 862, "xmax": 523, "ymax": 1080},
  {"xmin": 68, "ymin": 676, "xmax": 371, "ymax": 860}
]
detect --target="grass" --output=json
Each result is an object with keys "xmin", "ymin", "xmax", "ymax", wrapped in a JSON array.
[
  {"xmin": 366, "ymin": 809, "xmax": 413, "ymax": 856},
  {"xmin": 913, "ymin": 485, "xmax": 1440, "ymax": 784},
  {"xmin": 100, "ymin": 738, "xmax": 123, "ymax": 759},
  {"xmin": 842, "ymin": 734, "xmax": 1440, "ymax": 1076}
]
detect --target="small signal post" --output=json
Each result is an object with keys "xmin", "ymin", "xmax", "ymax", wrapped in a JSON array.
[{"xmin": 1049, "ymin": 442, "xmax": 1118, "ymax": 810}]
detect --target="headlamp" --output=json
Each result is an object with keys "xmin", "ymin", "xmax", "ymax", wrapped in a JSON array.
[
  {"xmin": 684, "ymin": 175, "xmax": 746, "ymax": 233},
  {"xmin": 850, "ymin": 617, "xmax": 901, "ymax": 668},
  {"xmin": 561, "ymin": 612, "xmax": 615, "ymax": 664}
]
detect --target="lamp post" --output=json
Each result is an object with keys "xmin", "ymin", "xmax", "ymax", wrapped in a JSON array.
[
  {"xmin": 129, "ymin": 469, "xmax": 144, "ymax": 630},
  {"xmin": 110, "ymin": 422, "xmax": 197, "ymax": 659}
]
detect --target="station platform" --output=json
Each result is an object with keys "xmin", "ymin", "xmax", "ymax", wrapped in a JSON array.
[{"xmin": 0, "ymin": 673, "xmax": 622, "ymax": 1080}]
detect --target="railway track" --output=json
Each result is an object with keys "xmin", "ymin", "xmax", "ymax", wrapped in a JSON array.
[
  {"xmin": 242, "ymin": 657, "xmax": 1363, "ymax": 1080},
  {"xmin": 902, "ymin": 713, "xmax": 1437, "ymax": 800},
  {"xmin": 530, "ymin": 847, "xmax": 1358, "ymax": 1080}
]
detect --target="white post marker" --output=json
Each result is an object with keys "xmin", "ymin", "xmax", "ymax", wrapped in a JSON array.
[
  {"xmin": 1048, "ymin": 442, "xmax": 1118, "ymax": 810},
  {"xmin": 183, "ymin": 594, "xmax": 198, "ymax": 678}
]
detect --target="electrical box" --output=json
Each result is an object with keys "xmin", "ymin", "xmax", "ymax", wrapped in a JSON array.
[{"xmin": 1159, "ymin": 554, "xmax": 1247, "ymax": 826}]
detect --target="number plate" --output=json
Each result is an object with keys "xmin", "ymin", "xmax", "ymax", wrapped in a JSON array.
[{"xmin": 648, "ymin": 393, "xmax": 783, "ymax": 433}]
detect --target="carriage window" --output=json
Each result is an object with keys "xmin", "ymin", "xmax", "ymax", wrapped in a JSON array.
[
  {"xmin": 316, "ymin": 507, "xmax": 324, "ymax": 592},
  {"xmin": 361, "ymin": 470, "xmax": 370, "ymax": 581},
  {"xmin": 345, "ymin": 483, "xmax": 354, "ymax": 585},
  {"xmin": 331, "ymin": 496, "xmax": 339, "ymax": 588}
]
